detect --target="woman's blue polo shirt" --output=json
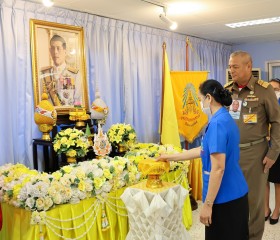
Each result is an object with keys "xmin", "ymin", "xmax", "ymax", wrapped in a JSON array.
[{"xmin": 201, "ymin": 107, "xmax": 248, "ymax": 204}]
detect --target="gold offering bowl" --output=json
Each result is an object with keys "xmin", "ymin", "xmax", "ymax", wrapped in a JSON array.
[
  {"xmin": 38, "ymin": 124, "xmax": 54, "ymax": 141},
  {"xmin": 69, "ymin": 107, "xmax": 90, "ymax": 127},
  {"xmin": 138, "ymin": 158, "xmax": 170, "ymax": 189}
]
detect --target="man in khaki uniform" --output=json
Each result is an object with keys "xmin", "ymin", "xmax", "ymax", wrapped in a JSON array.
[
  {"xmin": 225, "ymin": 51, "xmax": 280, "ymax": 240},
  {"xmin": 40, "ymin": 34, "xmax": 81, "ymax": 106}
]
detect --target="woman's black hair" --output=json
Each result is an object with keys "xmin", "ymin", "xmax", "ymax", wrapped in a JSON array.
[{"xmin": 199, "ymin": 79, "xmax": 232, "ymax": 106}]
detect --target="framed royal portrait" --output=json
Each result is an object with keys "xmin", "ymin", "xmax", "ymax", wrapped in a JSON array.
[{"xmin": 30, "ymin": 19, "xmax": 89, "ymax": 115}]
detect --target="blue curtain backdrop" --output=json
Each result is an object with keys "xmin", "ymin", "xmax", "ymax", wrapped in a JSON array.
[{"xmin": 0, "ymin": 0, "xmax": 232, "ymax": 168}]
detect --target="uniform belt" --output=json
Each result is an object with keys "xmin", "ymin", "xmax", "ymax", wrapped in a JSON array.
[{"xmin": 239, "ymin": 138, "xmax": 265, "ymax": 149}]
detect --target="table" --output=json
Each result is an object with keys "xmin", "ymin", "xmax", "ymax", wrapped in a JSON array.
[
  {"xmin": 32, "ymin": 138, "xmax": 59, "ymax": 173},
  {"xmin": 0, "ymin": 169, "xmax": 192, "ymax": 240},
  {"xmin": 121, "ymin": 181, "xmax": 190, "ymax": 240}
]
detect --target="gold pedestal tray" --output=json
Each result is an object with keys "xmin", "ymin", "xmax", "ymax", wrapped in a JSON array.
[
  {"xmin": 69, "ymin": 107, "xmax": 90, "ymax": 127},
  {"xmin": 138, "ymin": 158, "xmax": 170, "ymax": 189}
]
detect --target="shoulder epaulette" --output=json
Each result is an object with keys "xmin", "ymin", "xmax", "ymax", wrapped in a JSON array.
[
  {"xmin": 67, "ymin": 67, "xmax": 79, "ymax": 74},
  {"xmin": 41, "ymin": 66, "xmax": 53, "ymax": 72},
  {"xmin": 224, "ymin": 81, "xmax": 234, "ymax": 88},
  {"xmin": 257, "ymin": 79, "xmax": 269, "ymax": 89}
]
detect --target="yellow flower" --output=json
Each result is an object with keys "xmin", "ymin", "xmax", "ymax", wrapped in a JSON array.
[
  {"xmin": 78, "ymin": 180, "xmax": 86, "ymax": 191},
  {"xmin": 13, "ymin": 184, "xmax": 22, "ymax": 199},
  {"xmin": 129, "ymin": 133, "xmax": 135, "ymax": 140},
  {"xmin": 60, "ymin": 137, "xmax": 68, "ymax": 144},
  {"xmin": 53, "ymin": 141, "xmax": 61, "ymax": 151},
  {"xmin": 67, "ymin": 149, "xmax": 77, "ymax": 157},
  {"xmin": 62, "ymin": 165, "xmax": 73, "ymax": 174},
  {"xmin": 52, "ymin": 171, "xmax": 62, "ymax": 180},
  {"xmin": 94, "ymin": 177, "xmax": 104, "ymax": 189},
  {"xmin": 75, "ymin": 169, "xmax": 85, "ymax": 179},
  {"xmin": 103, "ymin": 169, "xmax": 113, "ymax": 179}
]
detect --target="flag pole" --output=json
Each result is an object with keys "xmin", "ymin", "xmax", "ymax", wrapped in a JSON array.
[
  {"xmin": 160, "ymin": 42, "xmax": 166, "ymax": 141},
  {"xmin": 186, "ymin": 37, "xmax": 189, "ymax": 71},
  {"xmin": 185, "ymin": 37, "xmax": 190, "ymax": 149}
]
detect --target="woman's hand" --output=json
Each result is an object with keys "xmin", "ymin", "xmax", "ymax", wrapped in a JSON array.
[
  {"xmin": 155, "ymin": 154, "xmax": 171, "ymax": 162},
  {"xmin": 200, "ymin": 203, "xmax": 212, "ymax": 227}
]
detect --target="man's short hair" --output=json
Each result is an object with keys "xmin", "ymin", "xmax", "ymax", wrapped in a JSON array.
[
  {"xmin": 269, "ymin": 78, "xmax": 280, "ymax": 84},
  {"xmin": 230, "ymin": 50, "xmax": 253, "ymax": 65},
  {"xmin": 50, "ymin": 34, "xmax": 66, "ymax": 49}
]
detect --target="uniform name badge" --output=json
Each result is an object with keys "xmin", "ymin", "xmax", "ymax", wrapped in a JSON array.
[
  {"xmin": 229, "ymin": 99, "xmax": 242, "ymax": 120},
  {"xmin": 243, "ymin": 113, "xmax": 258, "ymax": 124}
]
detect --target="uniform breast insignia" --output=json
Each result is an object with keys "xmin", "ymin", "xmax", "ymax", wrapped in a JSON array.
[
  {"xmin": 257, "ymin": 80, "xmax": 269, "ymax": 89},
  {"xmin": 245, "ymin": 90, "xmax": 259, "ymax": 102}
]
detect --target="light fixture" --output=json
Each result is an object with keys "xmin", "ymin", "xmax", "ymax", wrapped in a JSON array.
[
  {"xmin": 226, "ymin": 17, "xmax": 280, "ymax": 28},
  {"xmin": 159, "ymin": 13, "xmax": 178, "ymax": 30},
  {"xmin": 42, "ymin": 0, "xmax": 54, "ymax": 7},
  {"xmin": 140, "ymin": 0, "xmax": 178, "ymax": 31}
]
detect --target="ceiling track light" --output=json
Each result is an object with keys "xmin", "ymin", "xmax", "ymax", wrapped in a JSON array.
[
  {"xmin": 159, "ymin": 12, "xmax": 178, "ymax": 30},
  {"xmin": 140, "ymin": 0, "xmax": 178, "ymax": 31},
  {"xmin": 42, "ymin": 0, "xmax": 54, "ymax": 7}
]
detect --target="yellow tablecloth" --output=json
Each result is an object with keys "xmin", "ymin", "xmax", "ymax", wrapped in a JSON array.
[
  {"xmin": 187, "ymin": 158, "xmax": 203, "ymax": 200},
  {"xmin": 0, "ymin": 168, "xmax": 192, "ymax": 240}
]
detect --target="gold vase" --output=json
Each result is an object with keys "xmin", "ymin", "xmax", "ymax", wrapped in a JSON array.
[
  {"xmin": 38, "ymin": 124, "xmax": 54, "ymax": 141},
  {"xmin": 66, "ymin": 155, "xmax": 77, "ymax": 164},
  {"xmin": 146, "ymin": 174, "xmax": 163, "ymax": 189},
  {"xmin": 117, "ymin": 144, "xmax": 127, "ymax": 153}
]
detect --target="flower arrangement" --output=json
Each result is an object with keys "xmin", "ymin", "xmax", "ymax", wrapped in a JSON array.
[
  {"xmin": 0, "ymin": 141, "xmax": 186, "ymax": 214},
  {"xmin": 53, "ymin": 128, "xmax": 89, "ymax": 157},
  {"xmin": 107, "ymin": 123, "xmax": 137, "ymax": 148},
  {"xmin": 0, "ymin": 157, "xmax": 140, "ymax": 212},
  {"xmin": 125, "ymin": 143, "xmax": 188, "ymax": 171}
]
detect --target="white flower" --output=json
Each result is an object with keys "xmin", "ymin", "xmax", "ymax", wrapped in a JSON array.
[
  {"xmin": 36, "ymin": 197, "xmax": 45, "ymax": 211},
  {"xmin": 44, "ymin": 196, "xmax": 54, "ymax": 211},
  {"xmin": 84, "ymin": 179, "xmax": 94, "ymax": 192},
  {"xmin": 101, "ymin": 181, "xmax": 113, "ymax": 193},
  {"xmin": 69, "ymin": 189, "xmax": 81, "ymax": 204},
  {"xmin": 92, "ymin": 168, "xmax": 104, "ymax": 178},
  {"xmin": 25, "ymin": 197, "xmax": 35, "ymax": 210},
  {"xmin": 18, "ymin": 187, "xmax": 28, "ymax": 201},
  {"xmin": 52, "ymin": 193, "xmax": 63, "ymax": 205},
  {"xmin": 32, "ymin": 182, "xmax": 49, "ymax": 198},
  {"xmin": 60, "ymin": 175, "xmax": 72, "ymax": 187}
]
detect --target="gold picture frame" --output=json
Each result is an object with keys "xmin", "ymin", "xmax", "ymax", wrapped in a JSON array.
[{"xmin": 30, "ymin": 19, "xmax": 89, "ymax": 115}]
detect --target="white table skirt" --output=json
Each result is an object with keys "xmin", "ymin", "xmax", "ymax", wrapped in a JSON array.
[{"xmin": 121, "ymin": 181, "xmax": 191, "ymax": 240}]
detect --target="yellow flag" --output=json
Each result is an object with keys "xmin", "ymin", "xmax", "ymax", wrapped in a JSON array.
[
  {"xmin": 160, "ymin": 50, "xmax": 181, "ymax": 148},
  {"xmin": 170, "ymin": 71, "xmax": 208, "ymax": 143}
]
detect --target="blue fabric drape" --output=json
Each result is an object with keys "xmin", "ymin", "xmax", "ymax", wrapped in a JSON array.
[
  {"xmin": 0, "ymin": 0, "xmax": 232, "ymax": 168},
  {"xmin": 187, "ymin": 36, "xmax": 232, "ymax": 85}
]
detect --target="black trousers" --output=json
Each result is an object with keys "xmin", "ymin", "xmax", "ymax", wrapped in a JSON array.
[{"xmin": 205, "ymin": 194, "xmax": 249, "ymax": 240}]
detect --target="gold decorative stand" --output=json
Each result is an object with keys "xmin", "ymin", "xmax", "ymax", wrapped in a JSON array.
[{"xmin": 69, "ymin": 106, "xmax": 90, "ymax": 127}]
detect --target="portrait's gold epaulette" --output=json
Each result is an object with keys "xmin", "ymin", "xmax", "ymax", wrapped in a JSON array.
[
  {"xmin": 67, "ymin": 67, "xmax": 79, "ymax": 74},
  {"xmin": 41, "ymin": 66, "xmax": 53, "ymax": 72},
  {"xmin": 224, "ymin": 81, "xmax": 234, "ymax": 89},
  {"xmin": 257, "ymin": 79, "xmax": 269, "ymax": 89}
]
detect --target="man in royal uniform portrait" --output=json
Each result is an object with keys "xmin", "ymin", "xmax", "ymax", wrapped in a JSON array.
[{"xmin": 40, "ymin": 34, "xmax": 81, "ymax": 106}]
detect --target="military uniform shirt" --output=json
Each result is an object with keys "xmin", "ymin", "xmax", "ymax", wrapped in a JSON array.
[{"xmin": 225, "ymin": 76, "xmax": 280, "ymax": 161}]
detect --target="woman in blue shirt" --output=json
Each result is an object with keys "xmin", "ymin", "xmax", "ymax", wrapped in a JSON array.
[{"xmin": 157, "ymin": 79, "xmax": 249, "ymax": 240}]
